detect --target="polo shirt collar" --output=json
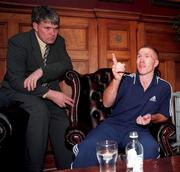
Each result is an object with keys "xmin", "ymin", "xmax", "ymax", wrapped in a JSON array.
[{"xmin": 135, "ymin": 73, "xmax": 159, "ymax": 87}]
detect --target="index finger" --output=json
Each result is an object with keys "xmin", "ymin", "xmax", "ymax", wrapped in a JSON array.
[{"xmin": 112, "ymin": 53, "xmax": 117, "ymax": 64}]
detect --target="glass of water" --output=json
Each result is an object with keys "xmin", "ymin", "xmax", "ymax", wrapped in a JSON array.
[{"xmin": 96, "ymin": 140, "xmax": 118, "ymax": 172}]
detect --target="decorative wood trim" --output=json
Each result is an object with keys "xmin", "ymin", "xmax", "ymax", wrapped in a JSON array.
[
  {"xmin": 0, "ymin": 2, "xmax": 33, "ymax": 14},
  {"xmin": 0, "ymin": 2, "xmax": 175, "ymax": 23},
  {"xmin": 57, "ymin": 7, "xmax": 95, "ymax": 18},
  {"xmin": 152, "ymin": 0, "xmax": 180, "ymax": 8},
  {"xmin": 140, "ymin": 14, "xmax": 173, "ymax": 23},
  {"xmin": 0, "ymin": 2, "xmax": 95, "ymax": 18},
  {"xmin": 94, "ymin": 8, "xmax": 141, "ymax": 20},
  {"xmin": 98, "ymin": 0, "xmax": 133, "ymax": 2}
]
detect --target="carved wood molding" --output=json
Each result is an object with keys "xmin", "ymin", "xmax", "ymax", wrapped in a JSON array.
[
  {"xmin": 140, "ymin": 14, "xmax": 173, "ymax": 24},
  {"xmin": 0, "ymin": 2, "xmax": 33, "ymax": 14},
  {"xmin": 0, "ymin": 1, "xmax": 173, "ymax": 23},
  {"xmin": 94, "ymin": 8, "xmax": 141, "ymax": 20},
  {"xmin": 0, "ymin": 2, "xmax": 95, "ymax": 18}
]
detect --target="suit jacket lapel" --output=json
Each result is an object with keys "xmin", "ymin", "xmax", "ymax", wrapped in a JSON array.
[{"xmin": 30, "ymin": 30, "xmax": 44, "ymax": 67}]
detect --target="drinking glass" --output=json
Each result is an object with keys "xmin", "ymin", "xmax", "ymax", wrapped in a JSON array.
[{"xmin": 96, "ymin": 140, "xmax": 118, "ymax": 172}]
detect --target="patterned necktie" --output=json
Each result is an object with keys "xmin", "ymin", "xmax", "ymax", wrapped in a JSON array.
[{"xmin": 43, "ymin": 44, "xmax": 50, "ymax": 66}]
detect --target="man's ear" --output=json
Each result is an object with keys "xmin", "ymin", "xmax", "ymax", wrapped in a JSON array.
[
  {"xmin": 154, "ymin": 59, "xmax": 159, "ymax": 68},
  {"xmin": 32, "ymin": 22, "xmax": 38, "ymax": 32}
]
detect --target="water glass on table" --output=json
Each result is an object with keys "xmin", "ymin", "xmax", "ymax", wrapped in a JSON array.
[{"xmin": 96, "ymin": 140, "xmax": 118, "ymax": 172}]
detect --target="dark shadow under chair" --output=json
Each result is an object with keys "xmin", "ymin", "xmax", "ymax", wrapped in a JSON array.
[{"xmin": 64, "ymin": 68, "xmax": 177, "ymax": 158}]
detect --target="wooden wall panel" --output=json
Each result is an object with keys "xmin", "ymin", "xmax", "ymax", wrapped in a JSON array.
[
  {"xmin": 98, "ymin": 19, "xmax": 137, "ymax": 73},
  {"xmin": 158, "ymin": 60, "xmax": 166, "ymax": 79},
  {"xmin": 0, "ymin": 22, "xmax": 8, "ymax": 47},
  {"xmin": 0, "ymin": 59, "xmax": 6, "ymax": 81},
  {"xmin": 0, "ymin": 21, "xmax": 8, "ymax": 80},
  {"xmin": 0, "ymin": 12, "xmax": 32, "ymax": 80},
  {"xmin": 0, "ymin": 13, "xmax": 31, "ymax": 38},
  {"xmin": 60, "ymin": 17, "xmax": 98, "ymax": 74},
  {"xmin": 145, "ymin": 25, "xmax": 180, "ymax": 53},
  {"xmin": 175, "ymin": 61, "xmax": 180, "ymax": 91},
  {"xmin": 137, "ymin": 22, "xmax": 180, "ymax": 91},
  {"xmin": 19, "ymin": 23, "xmax": 31, "ymax": 33}
]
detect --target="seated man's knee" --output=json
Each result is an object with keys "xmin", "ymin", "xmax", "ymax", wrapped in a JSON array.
[
  {"xmin": 21, "ymin": 97, "xmax": 49, "ymax": 120},
  {"xmin": 72, "ymin": 139, "xmax": 99, "ymax": 168},
  {"xmin": 144, "ymin": 140, "xmax": 159, "ymax": 159}
]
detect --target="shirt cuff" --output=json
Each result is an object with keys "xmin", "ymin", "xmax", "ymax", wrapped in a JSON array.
[{"xmin": 42, "ymin": 92, "xmax": 48, "ymax": 98}]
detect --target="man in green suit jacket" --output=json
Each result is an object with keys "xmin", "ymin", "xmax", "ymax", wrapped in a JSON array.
[{"xmin": 0, "ymin": 6, "xmax": 74, "ymax": 172}]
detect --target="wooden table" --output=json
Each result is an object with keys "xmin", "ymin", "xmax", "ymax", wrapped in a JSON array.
[{"xmin": 54, "ymin": 155, "xmax": 180, "ymax": 172}]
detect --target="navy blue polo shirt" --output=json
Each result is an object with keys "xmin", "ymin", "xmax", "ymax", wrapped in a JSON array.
[{"xmin": 105, "ymin": 73, "xmax": 172, "ymax": 128}]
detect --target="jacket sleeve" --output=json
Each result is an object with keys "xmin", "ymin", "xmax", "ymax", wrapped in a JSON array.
[{"xmin": 4, "ymin": 37, "xmax": 49, "ymax": 96}]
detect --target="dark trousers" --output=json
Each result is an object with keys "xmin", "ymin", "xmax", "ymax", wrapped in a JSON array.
[{"xmin": 2, "ymin": 92, "xmax": 73, "ymax": 172}]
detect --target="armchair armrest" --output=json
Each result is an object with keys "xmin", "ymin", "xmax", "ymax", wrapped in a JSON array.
[
  {"xmin": 64, "ymin": 69, "xmax": 113, "ymax": 150},
  {"xmin": 0, "ymin": 101, "xmax": 29, "ymax": 148},
  {"xmin": 0, "ymin": 101, "xmax": 24, "ymax": 147},
  {"xmin": 0, "ymin": 112, "xmax": 12, "ymax": 146},
  {"xmin": 149, "ymin": 118, "xmax": 176, "ymax": 157},
  {"xmin": 64, "ymin": 70, "xmax": 86, "ymax": 150}
]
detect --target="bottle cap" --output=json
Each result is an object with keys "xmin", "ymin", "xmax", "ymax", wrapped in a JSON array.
[{"xmin": 129, "ymin": 131, "xmax": 138, "ymax": 138}]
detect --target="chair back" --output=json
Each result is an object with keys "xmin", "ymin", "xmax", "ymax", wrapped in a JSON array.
[{"xmin": 64, "ymin": 68, "xmax": 113, "ymax": 149}]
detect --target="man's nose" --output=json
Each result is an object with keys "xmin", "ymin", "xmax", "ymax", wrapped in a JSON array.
[
  {"xmin": 139, "ymin": 57, "xmax": 144, "ymax": 62},
  {"xmin": 49, "ymin": 29, "xmax": 56, "ymax": 35}
]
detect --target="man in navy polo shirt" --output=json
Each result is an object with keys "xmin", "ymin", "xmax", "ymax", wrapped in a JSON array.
[{"xmin": 72, "ymin": 45, "xmax": 172, "ymax": 168}]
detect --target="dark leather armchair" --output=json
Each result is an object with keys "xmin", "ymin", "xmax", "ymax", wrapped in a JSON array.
[
  {"xmin": 64, "ymin": 68, "xmax": 177, "ymax": 158},
  {"xmin": 0, "ymin": 100, "xmax": 29, "ymax": 172}
]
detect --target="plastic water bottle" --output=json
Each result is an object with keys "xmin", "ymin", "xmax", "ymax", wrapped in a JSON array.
[{"xmin": 125, "ymin": 131, "xmax": 144, "ymax": 172}]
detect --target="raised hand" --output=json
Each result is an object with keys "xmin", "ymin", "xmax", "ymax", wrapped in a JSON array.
[{"xmin": 112, "ymin": 53, "xmax": 126, "ymax": 80}]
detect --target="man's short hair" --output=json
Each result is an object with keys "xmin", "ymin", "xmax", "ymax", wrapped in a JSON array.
[
  {"xmin": 139, "ymin": 45, "xmax": 159, "ymax": 60},
  {"xmin": 31, "ymin": 6, "xmax": 60, "ymax": 25}
]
